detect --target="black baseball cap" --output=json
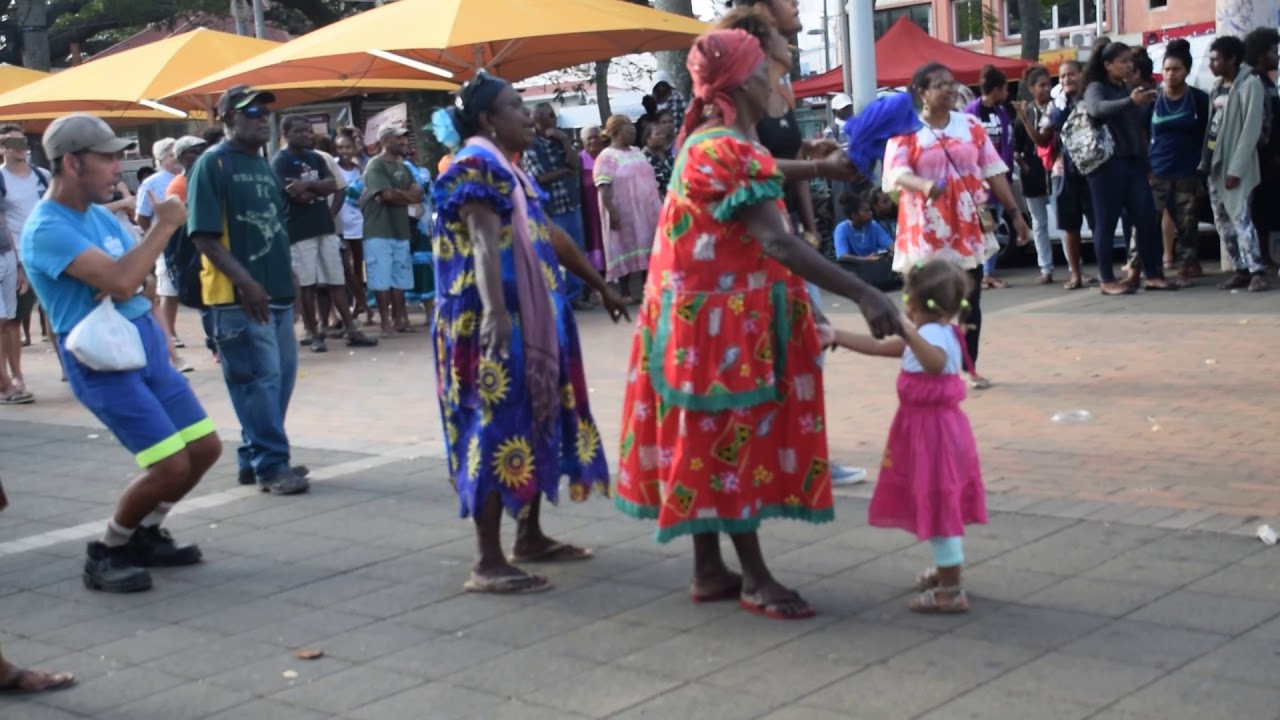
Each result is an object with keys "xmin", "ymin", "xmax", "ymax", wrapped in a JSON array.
[{"xmin": 216, "ymin": 85, "xmax": 277, "ymax": 117}]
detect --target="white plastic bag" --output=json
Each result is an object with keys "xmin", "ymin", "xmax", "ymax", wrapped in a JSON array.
[{"xmin": 64, "ymin": 298, "xmax": 146, "ymax": 372}]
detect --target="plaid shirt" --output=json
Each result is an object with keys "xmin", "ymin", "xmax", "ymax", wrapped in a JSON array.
[
  {"xmin": 522, "ymin": 135, "xmax": 580, "ymax": 216},
  {"xmin": 658, "ymin": 90, "xmax": 688, "ymax": 134}
]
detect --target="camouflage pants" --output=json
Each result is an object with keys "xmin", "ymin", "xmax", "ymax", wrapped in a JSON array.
[{"xmin": 1150, "ymin": 177, "xmax": 1202, "ymax": 264}]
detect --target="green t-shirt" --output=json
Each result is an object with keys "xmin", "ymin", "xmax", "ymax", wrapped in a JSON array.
[
  {"xmin": 362, "ymin": 155, "xmax": 413, "ymax": 241},
  {"xmin": 187, "ymin": 143, "xmax": 295, "ymax": 305}
]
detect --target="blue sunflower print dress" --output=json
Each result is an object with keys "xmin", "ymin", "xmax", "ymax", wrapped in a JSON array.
[{"xmin": 431, "ymin": 146, "xmax": 610, "ymax": 519}]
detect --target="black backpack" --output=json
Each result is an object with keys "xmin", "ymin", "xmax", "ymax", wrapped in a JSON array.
[
  {"xmin": 0, "ymin": 166, "xmax": 50, "ymax": 199},
  {"xmin": 165, "ymin": 146, "xmax": 232, "ymax": 310}
]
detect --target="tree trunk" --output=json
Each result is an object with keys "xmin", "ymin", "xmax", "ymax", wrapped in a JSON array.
[
  {"xmin": 653, "ymin": 0, "xmax": 694, "ymax": 98},
  {"xmin": 594, "ymin": 60, "xmax": 612, "ymax": 125},
  {"xmin": 1017, "ymin": 0, "xmax": 1042, "ymax": 62},
  {"xmin": 15, "ymin": 0, "xmax": 51, "ymax": 71}
]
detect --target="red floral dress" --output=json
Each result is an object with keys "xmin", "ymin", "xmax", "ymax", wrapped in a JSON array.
[
  {"xmin": 615, "ymin": 128, "xmax": 833, "ymax": 543},
  {"xmin": 882, "ymin": 112, "xmax": 1007, "ymax": 272}
]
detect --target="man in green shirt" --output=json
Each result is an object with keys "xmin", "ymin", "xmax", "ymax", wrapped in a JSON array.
[
  {"xmin": 362, "ymin": 125, "xmax": 422, "ymax": 335},
  {"xmin": 187, "ymin": 85, "xmax": 308, "ymax": 496}
]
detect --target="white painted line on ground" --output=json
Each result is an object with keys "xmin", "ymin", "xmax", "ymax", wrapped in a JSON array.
[{"xmin": 0, "ymin": 454, "xmax": 408, "ymax": 558}]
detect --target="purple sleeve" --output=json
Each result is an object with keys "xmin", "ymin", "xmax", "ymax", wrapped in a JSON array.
[{"xmin": 997, "ymin": 106, "xmax": 1015, "ymax": 169}]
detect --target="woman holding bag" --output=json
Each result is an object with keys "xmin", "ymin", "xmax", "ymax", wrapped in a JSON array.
[{"xmin": 883, "ymin": 63, "xmax": 1030, "ymax": 390}]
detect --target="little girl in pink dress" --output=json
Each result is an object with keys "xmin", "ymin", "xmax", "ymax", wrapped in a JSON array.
[{"xmin": 819, "ymin": 258, "xmax": 986, "ymax": 613}]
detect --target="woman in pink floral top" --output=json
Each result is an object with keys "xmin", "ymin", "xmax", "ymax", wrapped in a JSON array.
[{"xmin": 883, "ymin": 63, "xmax": 1030, "ymax": 390}]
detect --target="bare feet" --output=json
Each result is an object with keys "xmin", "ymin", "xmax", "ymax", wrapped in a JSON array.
[
  {"xmin": 690, "ymin": 569, "xmax": 743, "ymax": 602},
  {"xmin": 739, "ymin": 578, "xmax": 815, "ymax": 619},
  {"xmin": 0, "ymin": 660, "xmax": 75, "ymax": 693}
]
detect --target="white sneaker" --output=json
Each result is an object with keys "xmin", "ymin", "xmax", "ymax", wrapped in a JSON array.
[{"xmin": 831, "ymin": 465, "xmax": 868, "ymax": 486}]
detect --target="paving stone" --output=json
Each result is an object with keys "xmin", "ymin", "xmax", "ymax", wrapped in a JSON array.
[
  {"xmin": 980, "ymin": 652, "xmax": 1163, "ymax": 707},
  {"xmin": 36, "ymin": 666, "xmax": 188, "ymax": 716},
  {"xmin": 700, "ymin": 641, "xmax": 864, "ymax": 702},
  {"xmin": 1058, "ymin": 619, "xmax": 1230, "ymax": 671},
  {"xmin": 917, "ymin": 687, "xmax": 1097, "ymax": 720},
  {"xmin": 35, "ymin": 609, "xmax": 164, "ymax": 652},
  {"xmin": 952, "ymin": 604, "xmax": 1110, "ymax": 650},
  {"xmin": 769, "ymin": 540, "xmax": 882, "ymax": 577},
  {"xmin": 611, "ymin": 589, "xmax": 736, "ymax": 631},
  {"xmin": 268, "ymin": 664, "xmax": 424, "ymax": 714},
  {"xmin": 1125, "ymin": 590, "xmax": 1280, "ymax": 635},
  {"xmin": 96, "ymin": 680, "xmax": 254, "ymax": 720},
  {"xmin": 368, "ymin": 634, "xmax": 512, "ymax": 679},
  {"xmin": 791, "ymin": 576, "xmax": 905, "ymax": 616},
  {"xmin": 1145, "ymin": 530, "xmax": 1262, "ymax": 564},
  {"xmin": 1184, "ymin": 563, "xmax": 1280, "ymax": 602},
  {"xmin": 530, "ymin": 579, "xmax": 670, "ymax": 621},
  {"xmin": 611, "ymin": 682, "xmax": 779, "ymax": 719},
  {"xmin": 451, "ymin": 648, "xmax": 598, "ymax": 696},
  {"xmin": 1110, "ymin": 670, "xmax": 1280, "ymax": 719},
  {"xmin": 758, "ymin": 706, "xmax": 864, "ymax": 720},
  {"xmin": 1022, "ymin": 576, "xmax": 1170, "ymax": 617},
  {"xmin": 1179, "ymin": 636, "xmax": 1280, "ymax": 687},
  {"xmin": 959, "ymin": 565, "xmax": 1070, "ymax": 604},
  {"xmin": 202, "ymin": 698, "xmax": 340, "ymax": 720},
  {"xmin": 0, "ymin": 702, "xmax": 85, "ymax": 719},
  {"xmin": 207, "ymin": 652, "xmax": 354, "ymax": 697},
  {"xmin": 393, "ymin": 592, "xmax": 516, "ymax": 633},
  {"xmin": 313, "ymin": 620, "xmax": 439, "ymax": 663},
  {"xmin": 1081, "ymin": 550, "xmax": 1222, "ymax": 589},
  {"xmin": 525, "ymin": 618, "xmax": 680, "ymax": 663},
  {"xmin": 884, "ymin": 634, "xmax": 1041, "ymax": 686},
  {"xmin": 139, "ymin": 637, "xmax": 288, "ymax": 681},
  {"xmin": 347, "ymin": 682, "xmax": 504, "ymax": 720},
  {"xmin": 524, "ymin": 663, "xmax": 681, "ymax": 718},
  {"xmin": 271, "ymin": 573, "xmax": 396, "ymax": 609},
  {"xmin": 86, "ymin": 625, "xmax": 224, "ymax": 666},
  {"xmin": 466, "ymin": 699, "xmax": 595, "ymax": 720},
  {"xmin": 803, "ymin": 664, "xmax": 973, "ymax": 718},
  {"xmin": 242, "ymin": 608, "xmax": 378, "ymax": 650}
]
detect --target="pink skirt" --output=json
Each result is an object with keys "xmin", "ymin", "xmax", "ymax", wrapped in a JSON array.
[{"xmin": 868, "ymin": 371, "xmax": 987, "ymax": 540}]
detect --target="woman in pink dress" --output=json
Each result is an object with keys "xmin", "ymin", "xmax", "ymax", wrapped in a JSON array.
[
  {"xmin": 882, "ymin": 62, "xmax": 1030, "ymax": 391},
  {"xmin": 820, "ymin": 258, "xmax": 986, "ymax": 614},
  {"xmin": 595, "ymin": 114, "xmax": 662, "ymax": 303},
  {"xmin": 579, "ymin": 126, "xmax": 607, "ymax": 279}
]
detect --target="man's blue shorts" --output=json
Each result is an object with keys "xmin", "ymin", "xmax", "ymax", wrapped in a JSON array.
[
  {"xmin": 59, "ymin": 313, "xmax": 215, "ymax": 468},
  {"xmin": 364, "ymin": 237, "xmax": 413, "ymax": 292}
]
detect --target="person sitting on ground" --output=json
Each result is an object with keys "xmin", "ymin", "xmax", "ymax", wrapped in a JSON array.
[
  {"xmin": 872, "ymin": 188, "xmax": 898, "ymax": 236},
  {"xmin": 834, "ymin": 192, "xmax": 893, "ymax": 262}
]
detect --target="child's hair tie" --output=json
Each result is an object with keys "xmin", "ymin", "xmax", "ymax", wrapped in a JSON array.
[
  {"xmin": 960, "ymin": 299, "xmax": 971, "ymax": 309},
  {"xmin": 914, "ymin": 261, "xmax": 925, "ymax": 269},
  {"xmin": 926, "ymin": 298, "xmax": 938, "ymax": 309},
  {"xmin": 900, "ymin": 292, "xmax": 910, "ymax": 304}
]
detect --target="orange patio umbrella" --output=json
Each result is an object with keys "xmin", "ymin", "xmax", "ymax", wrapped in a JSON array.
[
  {"xmin": 168, "ymin": 0, "xmax": 709, "ymax": 97},
  {"xmin": 0, "ymin": 28, "xmax": 278, "ymax": 120}
]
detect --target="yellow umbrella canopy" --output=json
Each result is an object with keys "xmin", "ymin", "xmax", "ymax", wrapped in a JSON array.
[
  {"xmin": 170, "ymin": 0, "xmax": 709, "ymax": 97},
  {"xmin": 0, "ymin": 64, "xmax": 50, "ymax": 94},
  {"xmin": 190, "ymin": 77, "xmax": 459, "ymax": 112},
  {"xmin": 0, "ymin": 29, "xmax": 279, "ymax": 118}
]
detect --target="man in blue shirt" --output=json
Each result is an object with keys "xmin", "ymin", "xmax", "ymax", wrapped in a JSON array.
[
  {"xmin": 21, "ymin": 114, "xmax": 221, "ymax": 593},
  {"xmin": 833, "ymin": 192, "xmax": 894, "ymax": 261}
]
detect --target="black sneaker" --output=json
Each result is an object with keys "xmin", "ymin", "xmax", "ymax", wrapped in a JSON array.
[
  {"xmin": 127, "ymin": 525, "xmax": 203, "ymax": 567},
  {"xmin": 259, "ymin": 470, "xmax": 310, "ymax": 495},
  {"xmin": 238, "ymin": 465, "xmax": 310, "ymax": 485},
  {"xmin": 83, "ymin": 542, "xmax": 152, "ymax": 593}
]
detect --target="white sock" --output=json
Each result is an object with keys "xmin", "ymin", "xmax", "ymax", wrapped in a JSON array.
[
  {"xmin": 103, "ymin": 520, "xmax": 135, "ymax": 547},
  {"xmin": 142, "ymin": 502, "xmax": 174, "ymax": 528}
]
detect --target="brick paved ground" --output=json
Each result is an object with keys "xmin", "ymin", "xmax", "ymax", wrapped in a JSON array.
[{"xmin": 2, "ymin": 264, "xmax": 1279, "ymax": 718}]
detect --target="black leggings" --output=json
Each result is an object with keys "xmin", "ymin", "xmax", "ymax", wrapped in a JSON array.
[{"xmin": 964, "ymin": 266, "xmax": 983, "ymax": 371}]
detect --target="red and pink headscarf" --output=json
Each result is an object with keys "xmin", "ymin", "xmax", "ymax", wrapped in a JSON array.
[{"xmin": 677, "ymin": 29, "xmax": 766, "ymax": 148}]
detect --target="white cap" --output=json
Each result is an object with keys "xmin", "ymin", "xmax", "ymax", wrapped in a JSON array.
[{"xmin": 830, "ymin": 93, "xmax": 853, "ymax": 112}]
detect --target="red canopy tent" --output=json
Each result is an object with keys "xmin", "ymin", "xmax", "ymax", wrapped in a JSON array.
[{"xmin": 793, "ymin": 18, "xmax": 1029, "ymax": 99}]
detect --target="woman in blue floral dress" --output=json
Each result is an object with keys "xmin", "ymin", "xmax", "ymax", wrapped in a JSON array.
[{"xmin": 430, "ymin": 73, "xmax": 630, "ymax": 594}]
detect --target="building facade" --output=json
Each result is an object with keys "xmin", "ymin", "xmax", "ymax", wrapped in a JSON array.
[{"xmin": 796, "ymin": 0, "xmax": 1218, "ymax": 73}]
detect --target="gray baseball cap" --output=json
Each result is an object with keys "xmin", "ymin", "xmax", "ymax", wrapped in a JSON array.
[
  {"xmin": 173, "ymin": 135, "xmax": 207, "ymax": 156},
  {"xmin": 43, "ymin": 114, "xmax": 136, "ymax": 160}
]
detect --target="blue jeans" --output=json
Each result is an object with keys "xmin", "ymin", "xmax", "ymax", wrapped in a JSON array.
[
  {"xmin": 209, "ymin": 304, "xmax": 297, "ymax": 480},
  {"xmin": 550, "ymin": 209, "xmax": 586, "ymax": 300},
  {"xmin": 1086, "ymin": 157, "xmax": 1162, "ymax": 283}
]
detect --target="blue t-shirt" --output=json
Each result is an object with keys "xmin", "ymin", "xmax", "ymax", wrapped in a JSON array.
[
  {"xmin": 1144, "ymin": 87, "xmax": 1210, "ymax": 179},
  {"xmin": 20, "ymin": 201, "xmax": 151, "ymax": 334},
  {"xmin": 834, "ymin": 219, "xmax": 893, "ymax": 257}
]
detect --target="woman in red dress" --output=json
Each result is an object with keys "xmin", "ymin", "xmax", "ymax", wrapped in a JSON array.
[{"xmin": 615, "ymin": 27, "xmax": 899, "ymax": 620}]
